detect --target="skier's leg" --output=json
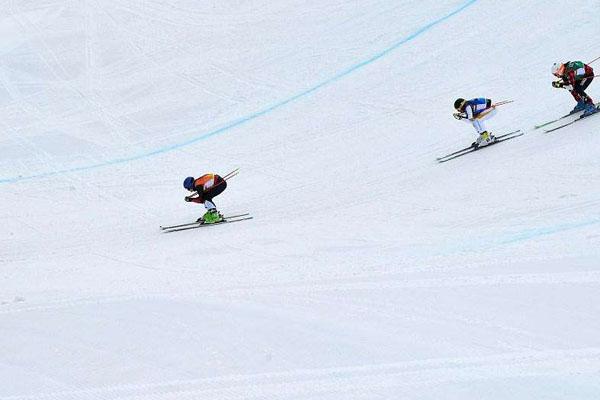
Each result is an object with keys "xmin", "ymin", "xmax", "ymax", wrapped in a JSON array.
[
  {"xmin": 568, "ymin": 88, "xmax": 586, "ymax": 112},
  {"xmin": 574, "ymin": 78, "xmax": 597, "ymax": 116},
  {"xmin": 199, "ymin": 199, "xmax": 222, "ymax": 223},
  {"xmin": 204, "ymin": 199, "xmax": 217, "ymax": 211},
  {"xmin": 569, "ymin": 88, "xmax": 583, "ymax": 102},
  {"xmin": 580, "ymin": 77, "xmax": 593, "ymax": 91},
  {"xmin": 579, "ymin": 77, "xmax": 594, "ymax": 104},
  {"xmin": 199, "ymin": 198, "xmax": 224, "ymax": 223},
  {"xmin": 208, "ymin": 180, "xmax": 227, "ymax": 199},
  {"xmin": 572, "ymin": 80, "xmax": 592, "ymax": 104},
  {"xmin": 468, "ymin": 109, "xmax": 496, "ymax": 133},
  {"xmin": 471, "ymin": 108, "xmax": 496, "ymax": 147},
  {"xmin": 203, "ymin": 181, "xmax": 226, "ymax": 212},
  {"xmin": 471, "ymin": 119, "xmax": 488, "ymax": 148},
  {"xmin": 195, "ymin": 199, "xmax": 215, "ymax": 222},
  {"xmin": 471, "ymin": 118, "xmax": 486, "ymax": 134}
]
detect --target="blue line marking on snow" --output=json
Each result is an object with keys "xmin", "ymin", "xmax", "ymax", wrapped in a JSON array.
[
  {"xmin": 437, "ymin": 216, "xmax": 600, "ymax": 257},
  {"xmin": 0, "ymin": 0, "xmax": 479, "ymax": 185},
  {"xmin": 498, "ymin": 218, "xmax": 600, "ymax": 245}
]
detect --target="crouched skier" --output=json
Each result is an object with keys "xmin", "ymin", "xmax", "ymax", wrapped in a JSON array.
[
  {"xmin": 453, "ymin": 97, "xmax": 497, "ymax": 149},
  {"xmin": 551, "ymin": 61, "xmax": 597, "ymax": 117},
  {"xmin": 183, "ymin": 173, "xmax": 227, "ymax": 223}
]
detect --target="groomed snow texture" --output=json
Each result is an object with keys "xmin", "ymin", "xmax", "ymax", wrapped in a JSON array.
[{"xmin": 1, "ymin": 1, "xmax": 600, "ymax": 399}]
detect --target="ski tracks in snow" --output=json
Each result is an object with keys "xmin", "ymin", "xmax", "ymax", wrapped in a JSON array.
[
  {"xmin": 2, "ymin": 348, "xmax": 599, "ymax": 400},
  {"xmin": 0, "ymin": 0, "xmax": 481, "ymax": 184},
  {"xmin": 2, "ymin": 269, "xmax": 600, "ymax": 316}
]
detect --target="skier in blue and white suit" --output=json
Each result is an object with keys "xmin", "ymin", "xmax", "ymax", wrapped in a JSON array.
[{"xmin": 453, "ymin": 97, "xmax": 497, "ymax": 148}]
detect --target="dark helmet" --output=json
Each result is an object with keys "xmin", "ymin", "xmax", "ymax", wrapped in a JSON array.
[
  {"xmin": 454, "ymin": 98, "xmax": 466, "ymax": 111},
  {"xmin": 183, "ymin": 176, "xmax": 195, "ymax": 190}
]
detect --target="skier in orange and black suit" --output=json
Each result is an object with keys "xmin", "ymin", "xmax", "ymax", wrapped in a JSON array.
[{"xmin": 183, "ymin": 174, "xmax": 227, "ymax": 223}]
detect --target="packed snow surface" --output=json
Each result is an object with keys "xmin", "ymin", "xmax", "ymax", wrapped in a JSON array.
[{"xmin": 1, "ymin": 1, "xmax": 600, "ymax": 399}]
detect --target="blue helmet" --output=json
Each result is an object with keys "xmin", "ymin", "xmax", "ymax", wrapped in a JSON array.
[{"xmin": 183, "ymin": 176, "xmax": 195, "ymax": 190}]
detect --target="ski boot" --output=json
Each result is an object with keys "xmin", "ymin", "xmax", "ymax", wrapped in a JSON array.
[
  {"xmin": 471, "ymin": 131, "xmax": 495, "ymax": 149},
  {"xmin": 582, "ymin": 102, "xmax": 599, "ymax": 117},
  {"xmin": 198, "ymin": 209, "xmax": 224, "ymax": 224},
  {"xmin": 571, "ymin": 101, "xmax": 587, "ymax": 114}
]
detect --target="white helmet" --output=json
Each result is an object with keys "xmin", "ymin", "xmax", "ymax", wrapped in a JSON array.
[{"xmin": 551, "ymin": 62, "xmax": 564, "ymax": 76}]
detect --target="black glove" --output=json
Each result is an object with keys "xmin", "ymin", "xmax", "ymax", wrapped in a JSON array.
[
  {"xmin": 552, "ymin": 80, "xmax": 564, "ymax": 88},
  {"xmin": 453, "ymin": 112, "xmax": 466, "ymax": 120},
  {"xmin": 184, "ymin": 196, "xmax": 192, "ymax": 202}
]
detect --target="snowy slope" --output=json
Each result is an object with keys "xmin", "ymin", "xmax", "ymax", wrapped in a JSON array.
[{"xmin": 1, "ymin": 0, "xmax": 600, "ymax": 399}]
